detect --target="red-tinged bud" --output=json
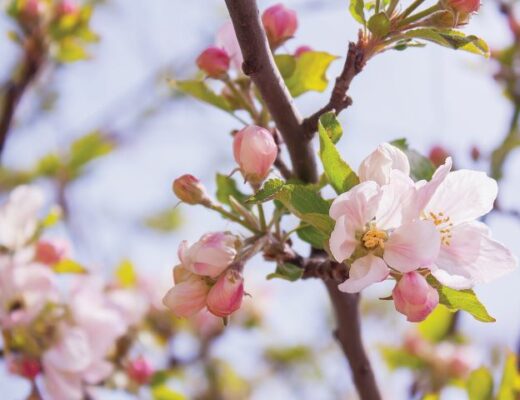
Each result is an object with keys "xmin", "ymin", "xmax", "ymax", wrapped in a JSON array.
[
  {"xmin": 294, "ymin": 45, "xmax": 312, "ymax": 57},
  {"xmin": 447, "ymin": 353, "xmax": 471, "ymax": 378},
  {"xmin": 262, "ymin": 3, "xmax": 298, "ymax": 48},
  {"xmin": 428, "ymin": 145, "xmax": 450, "ymax": 167},
  {"xmin": 393, "ymin": 272, "xmax": 439, "ymax": 322},
  {"xmin": 403, "ymin": 333, "xmax": 426, "ymax": 356},
  {"xmin": 55, "ymin": 0, "xmax": 78, "ymax": 16},
  {"xmin": 8, "ymin": 357, "xmax": 41, "ymax": 380},
  {"xmin": 233, "ymin": 126, "xmax": 278, "ymax": 185},
  {"xmin": 162, "ymin": 276, "xmax": 209, "ymax": 317},
  {"xmin": 21, "ymin": 0, "xmax": 44, "ymax": 18},
  {"xmin": 126, "ymin": 356, "xmax": 154, "ymax": 385},
  {"xmin": 444, "ymin": 0, "xmax": 480, "ymax": 14},
  {"xmin": 35, "ymin": 239, "xmax": 69, "ymax": 266},
  {"xmin": 206, "ymin": 269, "xmax": 244, "ymax": 317},
  {"xmin": 196, "ymin": 47, "xmax": 230, "ymax": 78},
  {"xmin": 172, "ymin": 174, "xmax": 211, "ymax": 206},
  {"xmin": 470, "ymin": 145, "xmax": 481, "ymax": 162}
]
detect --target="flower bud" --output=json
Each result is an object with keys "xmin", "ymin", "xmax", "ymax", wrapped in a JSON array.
[
  {"xmin": 262, "ymin": 3, "xmax": 298, "ymax": 48},
  {"xmin": 206, "ymin": 269, "xmax": 244, "ymax": 317},
  {"xmin": 358, "ymin": 143, "xmax": 410, "ymax": 186},
  {"xmin": 55, "ymin": 0, "xmax": 78, "ymax": 16},
  {"xmin": 428, "ymin": 145, "xmax": 450, "ymax": 168},
  {"xmin": 294, "ymin": 45, "xmax": 312, "ymax": 57},
  {"xmin": 196, "ymin": 47, "xmax": 230, "ymax": 77},
  {"xmin": 8, "ymin": 356, "xmax": 41, "ymax": 380},
  {"xmin": 470, "ymin": 145, "xmax": 481, "ymax": 162},
  {"xmin": 163, "ymin": 276, "xmax": 209, "ymax": 317},
  {"xmin": 22, "ymin": 0, "xmax": 44, "ymax": 18},
  {"xmin": 233, "ymin": 126, "xmax": 278, "ymax": 185},
  {"xmin": 178, "ymin": 232, "xmax": 237, "ymax": 278},
  {"xmin": 172, "ymin": 174, "xmax": 211, "ymax": 206},
  {"xmin": 35, "ymin": 239, "xmax": 69, "ymax": 266},
  {"xmin": 126, "ymin": 356, "xmax": 154, "ymax": 385},
  {"xmin": 444, "ymin": 0, "xmax": 480, "ymax": 14},
  {"xmin": 392, "ymin": 272, "xmax": 439, "ymax": 322}
]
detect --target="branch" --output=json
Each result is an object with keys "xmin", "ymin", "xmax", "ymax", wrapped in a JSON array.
[
  {"xmin": 224, "ymin": 0, "xmax": 317, "ymax": 183},
  {"xmin": 0, "ymin": 37, "xmax": 45, "ymax": 160},
  {"xmin": 302, "ymin": 39, "xmax": 367, "ymax": 135}
]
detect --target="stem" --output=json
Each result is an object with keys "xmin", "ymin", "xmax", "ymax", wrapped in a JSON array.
[
  {"xmin": 257, "ymin": 203, "xmax": 267, "ymax": 231},
  {"xmin": 400, "ymin": 0, "xmax": 427, "ymax": 19},
  {"xmin": 397, "ymin": 3, "xmax": 442, "ymax": 27},
  {"xmin": 208, "ymin": 203, "xmax": 260, "ymax": 233},
  {"xmin": 224, "ymin": 78, "xmax": 261, "ymax": 121}
]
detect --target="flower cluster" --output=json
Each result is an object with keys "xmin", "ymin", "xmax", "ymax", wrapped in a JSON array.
[{"xmin": 330, "ymin": 143, "xmax": 517, "ymax": 321}]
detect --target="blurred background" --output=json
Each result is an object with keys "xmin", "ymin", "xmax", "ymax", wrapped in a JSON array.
[{"xmin": 1, "ymin": 0, "xmax": 519, "ymax": 399}]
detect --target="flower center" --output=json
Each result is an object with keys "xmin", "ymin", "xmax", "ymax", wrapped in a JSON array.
[
  {"xmin": 361, "ymin": 227, "xmax": 388, "ymax": 250},
  {"xmin": 427, "ymin": 211, "xmax": 453, "ymax": 246}
]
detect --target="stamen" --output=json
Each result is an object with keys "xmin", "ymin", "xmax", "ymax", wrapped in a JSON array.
[
  {"xmin": 361, "ymin": 228, "xmax": 388, "ymax": 250},
  {"xmin": 427, "ymin": 211, "xmax": 453, "ymax": 246}
]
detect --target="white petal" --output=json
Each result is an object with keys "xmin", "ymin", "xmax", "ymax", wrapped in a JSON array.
[
  {"xmin": 376, "ymin": 170, "xmax": 415, "ymax": 229},
  {"xmin": 433, "ymin": 222, "xmax": 517, "ymax": 288},
  {"xmin": 329, "ymin": 215, "xmax": 357, "ymax": 263},
  {"xmin": 413, "ymin": 157, "xmax": 452, "ymax": 213},
  {"xmin": 425, "ymin": 170, "xmax": 497, "ymax": 225},
  {"xmin": 358, "ymin": 143, "xmax": 410, "ymax": 186},
  {"xmin": 384, "ymin": 220, "xmax": 440, "ymax": 272},
  {"xmin": 329, "ymin": 181, "xmax": 381, "ymax": 227},
  {"xmin": 338, "ymin": 254, "xmax": 389, "ymax": 293}
]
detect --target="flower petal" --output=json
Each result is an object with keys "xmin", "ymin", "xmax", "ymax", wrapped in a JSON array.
[
  {"xmin": 358, "ymin": 143, "xmax": 410, "ymax": 186},
  {"xmin": 376, "ymin": 170, "xmax": 415, "ymax": 229},
  {"xmin": 329, "ymin": 215, "xmax": 357, "ymax": 263},
  {"xmin": 413, "ymin": 157, "xmax": 452, "ymax": 213},
  {"xmin": 338, "ymin": 254, "xmax": 389, "ymax": 293},
  {"xmin": 384, "ymin": 220, "xmax": 440, "ymax": 272},
  {"xmin": 329, "ymin": 181, "xmax": 381, "ymax": 227}
]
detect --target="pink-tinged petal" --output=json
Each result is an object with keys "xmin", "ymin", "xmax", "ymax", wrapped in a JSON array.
[
  {"xmin": 432, "ymin": 222, "xmax": 517, "ymax": 289},
  {"xmin": 413, "ymin": 157, "xmax": 452, "ymax": 213},
  {"xmin": 43, "ymin": 326, "xmax": 92, "ymax": 373},
  {"xmin": 162, "ymin": 277, "xmax": 209, "ymax": 317},
  {"xmin": 177, "ymin": 240, "xmax": 189, "ymax": 264},
  {"xmin": 425, "ymin": 170, "xmax": 498, "ymax": 225},
  {"xmin": 384, "ymin": 220, "xmax": 440, "ymax": 272},
  {"xmin": 215, "ymin": 21, "xmax": 243, "ymax": 70},
  {"xmin": 393, "ymin": 272, "xmax": 439, "ymax": 322},
  {"xmin": 338, "ymin": 254, "xmax": 389, "ymax": 293},
  {"xmin": 173, "ymin": 264, "xmax": 192, "ymax": 284},
  {"xmin": 82, "ymin": 360, "xmax": 113, "ymax": 384},
  {"xmin": 329, "ymin": 215, "xmax": 357, "ymax": 263},
  {"xmin": 358, "ymin": 143, "xmax": 410, "ymax": 186},
  {"xmin": 42, "ymin": 361, "xmax": 83, "ymax": 400},
  {"xmin": 329, "ymin": 181, "xmax": 381, "ymax": 227},
  {"xmin": 376, "ymin": 170, "xmax": 416, "ymax": 229},
  {"xmin": 206, "ymin": 269, "xmax": 244, "ymax": 317}
]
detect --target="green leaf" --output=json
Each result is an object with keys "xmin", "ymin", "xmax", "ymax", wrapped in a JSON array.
[
  {"xmin": 274, "ymin": 54, "xmax": 296, "ymax": 79},
  {"xmin": 317, "ymin": 111, "xmax": 343, "ymax": 144},
  {"xmin": 267, "ymin": 263, "xmax": 303, "ymax": 281},
  {"xmin": 56, "ymin": 38, "xmax": 88, "ymax": 63},
  {"xmin": 68, "ymin": 131, "xmax": 114, "ymax": 176},
  {"xmin": 427, "ymin": 276, "xmax": 495, "ymax": 323},
  {"xmin": 318, "ymin": 114, "xmax": 359, "ymax": 194},
  {"xmin": 349, "ymin": 0, "xmax": 366, "ymax": 24},
  {"xmin": 246, "ymin": 178, "xmax": 285, "ymax": 204},
  {"xmin": 53, "ymin": 259, "xmax": 87, "ymax": 274},
  {"xmin": 115, "ymin": 259, "xmax": 137, "ymax": 288},
  {"xmin": 498, "ymin": 353, "xmax": 520, "ymax": 400},
  {"xmin": 403, "ymin": 29, "xmax": 489, "ymax": 57},
  {"xmin": 175, "ymin": 80, "xmax": 233, "ymax": 112},
  {"xmin": 35, "ymin": 153, "xmax": 62, "ymax": 177},
  {"xmin": 151, "ymin": 385, "xmax": 186, "ymax": 400},
  {"xmin": 144, "ymin": 208, "xmax": 182, "ymax": 233},
  {"xmin": 216, "ymin": 174, "xmax": 249, "ymax": 206},
  {"xmin": 368, "ymin": 12, "xmax": 391, "ymax": 37},
  {"xmin": 297, "ymin": 224, "xmax": 327, "ymax": 249},
  {"xmin": 418, "ymin": 305, "xmax": 454, "ymax": 343},
  {"xmin": 380, "ymin": 346, "xmax": 426, "ymax": 370},
  {"xmin": 284, "ymin": 51, "xmax": 338, "ymax": 97},
  {"xmin": 467, "ymin": 367, "xmax": 494, "ymax": 400},
  {"xmin": 41, "ymin": 207, "xmax": 62, "ymax": 229},
  {"xmin": 391, "ymin": 138, "xmax": 435, "ymax": 181}
]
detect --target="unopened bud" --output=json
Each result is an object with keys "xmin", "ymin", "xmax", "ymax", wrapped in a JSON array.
[
  {"xmin": 262, "ymin": 3, "xmax": 298, "ymax": 48},
  {"xmin": 233, "ymin": 126, "xmax": 278, "ymax": 185},
  {"xmin": 444, "ymin": 0, "xmax": 480, "ymax": 14},
  {"xmin": 196, "ymin": 47, "xmax": 230, "ymax": 77},
  {"xmin": 470, "ymin": 145, "xmax": 481, "ymax": 162},
  {"xmin": 393, "ymin": 272, "xmax": 439, "ymax": 322},
  {"xmin": 126, "ymin": 356, "xmax": 154, "ymax": 385},
  {"xmin": 428, "ymin": 145, "xmax": 451, "ymax": 168},
  {"xmin": 206, "ymin": 269, "xmax": 244, "ymax": 317},
  {"xmin": 35, "ymin": 239, "xmax": 69, "ymax": 266},
  {"xmin": 172, "ymin": 174, "xmax": 211, "ymax": 206},
  {"xmin": 56, "ymin": 0, "xmax": 78, "ymax": 15},
  {"xmin": 294, "ymin": 45, "xmax": 312, "ymax": 57}
]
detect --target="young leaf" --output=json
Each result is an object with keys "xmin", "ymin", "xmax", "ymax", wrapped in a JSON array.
[
  {"xmin": 175, "ymin": 80, "xmax": 233, "ymax": 112},
  {"xmin": 267, "ymin": 263, "xmax": 303, "ymax": 282},
  {"xmin": 418, "ymin": 305, "xmax": 454, "ymax": 343},
  {"xmin": 246, "ymin": 178, "xmax": 285, "ymax": 204},
  {"xmin": 144, "ymin": 208, "xmax": 182, "ymax": 232},
  {"xmin": 380, "ymin": 346, "xmax": 426, "ymax": 370},
  {"xmin": 53, "ymin": 259, "xmax": 87, "ymax": 274},
  {"xmin": 284, "ymin": 51, "xmax": 338, "ymax": 97},
  {"xmin": 498, "ymin": 353, "xmax": 520, "ymax": 400},
  {"xmin": 297, "ymin": 224, "xmax": 328, "ymax": 249},
  {"xmin": 115, "ymin": 259, "xmax": 137, "ymax": 288},
  {"xmin": 349, "ymin": 0, "xmax": 366, "ymax": 24},
  {"xmin": 427, "ymin": 276, "xmax": 495, "ymax": 323},
  {"xmin": 391, "ymin": 138, "xmax": 435, "ymax": 181},
  {"xmin": 68, "ymin": 131, "xmax": 114, "ymax": 176},
  {"xmin": 318, "ymin": 114, "xmax": 359, "ymax": 194},
  {"xmin": 318, "ymin": 111, "xmax": 343, "ymax": 144},
  {"xmin": 274, "ymin": 54, "xmax": 296, "ymax": 79},
  {"xmin": 368, "ymin": 12, "xmax": 391, "ymax": 37},
  {"xmin": 216, "ymin": 174, "xmax": 249, "ymax": 206},
  {"xmin": 467, "ymin": 367, "xmax": 494, "ymax": 400},
  {"xmin": 403, "ymin": 29, "xmax": 490, "ymax": 57}
]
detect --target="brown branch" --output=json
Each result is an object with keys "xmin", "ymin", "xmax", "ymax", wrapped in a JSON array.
[
  {"xmin": 302, "ymin": 39, "xmax": 367, "ymax": 135},
  {"xmin": 224, "ymin": 0, "xmax": 317, "ymax": 183},
  {"xmin": 0, "ymin": 37, "xmax": 45, "ymax": 160}
]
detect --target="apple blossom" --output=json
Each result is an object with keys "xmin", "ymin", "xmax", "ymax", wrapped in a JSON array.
[
  {"xmin": 126, "ymin": 356, "xmax": 154, "ymax": 385},
  {"xmin": 206, "ymin": 269, "xmax": 244, "ymax": 317},
  {"xmin": 261, "ymin": 3, "xmax": 298, "ymax": 48},
  {"xmin": 392, "ymin": 272, "xmax": 439, "ymax": 322},
  {"xmin": 34, "ymin": 239, "xmax": 69, "ymax": 266},
  {"xmin": 358, "ymin": 143, "xmax": 410, "ymax": 186},
  {"xmin": 178, "ymin": 232, "xmax": 237, "ymax": 277},
  {"xmin": 196, "ymin": 47, "xmax": 230, "ymax": 77},
  {"xmin": 163, "ymin": 274, "xmax": 209, "ymax": 317},
  {"xmin": 233, "ymin": 125, "xmax": 278, "ymax": 185},
  {"xmin": 294, "ymin": 45, "xmax": 312, "ymax": 57},
  {"xmin": 215, "ymin": 21, "xmax": 243, "ymax": 71},
  {"xmin": 172, "ymin": 174, "xmax": 212, "ymax": 206}
]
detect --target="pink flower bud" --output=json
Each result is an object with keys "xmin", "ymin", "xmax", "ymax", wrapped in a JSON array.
[
  {"xmin": 162, "ymin": 276, "xmax": 209, "ymax": 317},
  {"xmin": 445, "ymin": 0, "xmax": 480, "ymax": 14},
  {"xmin": 294, "ymin": 45, "xmax": 312, "ymax": 57},
  {"xmin": 35, "ymin": 239, "xmax": 69, "ymax": 266},
  {"xmin": 8, "ymin": 356, "xmax": 41, "ymax": 380},
  {"xmin": 428, "ymin": 145, "xmax": 451, "ymax": 168},
  {"xmin": 172, "ymin": 174, "xmax": 211, "ymax": 206},
  {"xmin": 178, "ymin": 232, "xmax": 237, "ymax": 278},
  {"xmin": 196, "ymin": 47, "xmax": 230, "ymax": 77},
  {"xmin": 206, "ymin": 269, "xmax": 244, "ymax": 317},
  {"xmin": 470, "ymin": 145, "xmax": 481, "ymax": 162},
  {"xmin": 233, "ymin": 126, "xmax": 278, "ymax": 185},
  {"xmin": 126, "ymin": 356, "xmax": 154, "ymax": 385},
  {"xmin": 392, "ymin": 272, "xmax": 439, "ymax": 322},
  {"xmin": 55, "ymin": 0, "xmax": 78, "ymax": 16},
  {"xmin": 262, "ymin": 3, "xmax": 298, "ymax": 48},
  {"xmin": 22, "ymin": 0, "xmax": 44, "ymax": 18}
]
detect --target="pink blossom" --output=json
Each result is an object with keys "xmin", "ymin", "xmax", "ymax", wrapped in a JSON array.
[
  {"xmin": 7, "ymin": 356, "xmax": 41, "ymax": 380},
  {"xmin": 393, "ymin": 272, "xmax": 439, "ymax": 322},
  {"xmin": 206, "ymin": 269, "xmax": 244, "ymax": 317},
  {"xmin": 163, "ymin": 275, "xmax": 209, "ymax": 317},
  {"xmin": 172, "ymin": 174, "xmax": 211, "ymax": 205},
  {"xmin": 358, "ymin": 143, "xmax": 410, "ymax": 186},
  {"xmin": 178, "ymin": 232, "xmax": 237, "ymax": 277},
  {"xmin": 126, "ymin": 356, "xmax": 154, "ymax": 385},
  {"xmin": 34, "ymin": 239, "xmax": 69, "ymax": 266},
  {"xmin": 261, "ymin": 3, "xmax": 298, "ymax": 48},
  {"xmin": 233, "ymin": 125, "xmax": 278, "ymax": 185},
  {"xmin": 196, "ymin": 47, "xmax": 230, "ymax": 77},
  {"xmin": 215, "ymin": 21, "xmax": 243, "ymax": 71},
  {"xmin": 55, "ymin": 0, "xmax": 78, "ymax": 16},
  {"xmin": 446, "ymin": 0, "xmax": 480, "ymax": 14},
  {"xmin": 294, "ymin": 45, "xmax": 312, "ymax": 57},
  {"xmin": 106, "ymin": 288, "xmax": 149, "ymax": 327}
]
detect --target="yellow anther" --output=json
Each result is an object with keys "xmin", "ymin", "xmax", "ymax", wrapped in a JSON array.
[{"xmin": 361, "ymin": 228, "xmax": 388, "ymax": 250}]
